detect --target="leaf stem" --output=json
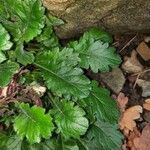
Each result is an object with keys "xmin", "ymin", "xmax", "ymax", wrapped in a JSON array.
[{"xmin": 47, "ymin": 92, "xmax": 63, "ymax": 115}]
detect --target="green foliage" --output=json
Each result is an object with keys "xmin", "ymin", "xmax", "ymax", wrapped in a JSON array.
[
  {"xmin": 35, "ymin": 48, "xmax": 91, "ymax": 99},
  {"xmin": 14, "ymin": 103, "xmax": 54, "ymax": 143},
  {"xmin": 0, "ymin": 23, "xmax": 12, "ymax": 63},
  {"xmin": 0, "ymin": 132, "xmax": 8, "ymax": 149},
  {"xmin": 53, "ymin": 101, "xmax": 89, "ymax": 138},
  {"xmin": 86, "ymin": 121, "xmax": 123, "ymax": 150},
  {"xmin": 47, "ymin": 15, "xmax": 64, "ymax": 26},
  {"xmin": 40, "ymin": 136, "xmax": 79, "ymax": 150},
  {"xmin": 83, "ymin": 81, "xmax": 119, "ymax": 123},
  {"xmin": 6, "ymin": 135, "xmax": 23, "ymax": 150},
  {"xmin": 83, "ymin": 28, "xmax": 113, "ymax": 43},
  {"xmin": 36, "ymin": 17, "xmax": 60, "ymax": 49},
  {"xmin": 15, "ymin": 45, "xmax": 34, "ymax": 65},
  {"xmin": 36, "ymin": 15, "xmax": 64, "ymax": 49},
  {"xmin": 0, "ymin": 61, "xmax": 19, "ymax": 87},
  {"xmin": 0, "ymin": 0, "xmax": 45, "ymax": 42},
  {"xmin": 36, "ymin": 25, "xmax": 59, "ymax": 48},
  {"xmin": 0, "ymin": 24, "xmax": 12, "ymax": 51},
  {"xmin": 0, "ymin": 52, "xmax": 6, "ymax": 63},
  {"xmin": 0, "ymin": 0, "xmax": 123, "ymax": 149},
  {"xmin": 69, "ymin": 29, "xmax": 121, "ymax": 73}
]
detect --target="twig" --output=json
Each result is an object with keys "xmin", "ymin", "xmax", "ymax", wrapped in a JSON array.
[
  {"xmin": 132, "ymin": 68, "xmax": 150, "ymax": 88},
  {"xmin": 119, "ymin": 34, "xmax": 137, "ymax": 53},
  {"xmin": 133, "ymin": 73, "xmax": 141, "ymax": 89},
  {"xmin": 131, "ymin": 68, "xmax": 150, "ymax": 76}
]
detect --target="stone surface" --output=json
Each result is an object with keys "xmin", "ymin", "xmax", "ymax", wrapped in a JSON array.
[
  {"xmin": 122, "ymin": 50, "xmax": 143, "ymax": 73},
  {"xmin": 43, "ymin": 0, "xmax": 150, "ymax": 39},
  {"xmin": 136, "ymin": 42, "xmax": 150, "ymax": 61},
  {"xmin": 100, "ymin": 68, "xmax": 125, "ymax": 94},
  {"xmin": 137, "ymin": 79, "xmax": 150, "ymax": 97}
]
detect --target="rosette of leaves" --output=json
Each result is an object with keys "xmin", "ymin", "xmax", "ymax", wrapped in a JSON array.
[{"xmin": 0, "ymin": 0, "xmax": 123, "ymax": 149}]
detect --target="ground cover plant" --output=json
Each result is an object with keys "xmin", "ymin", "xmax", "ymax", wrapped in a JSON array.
[{"xmin": 0, "ymin": 0, "xmax": 123, "ymax": 149}]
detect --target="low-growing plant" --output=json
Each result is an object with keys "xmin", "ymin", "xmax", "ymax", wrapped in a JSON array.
[{"xmin": 0, "ymin": 0, "xmax": 123, "ymax": 149}]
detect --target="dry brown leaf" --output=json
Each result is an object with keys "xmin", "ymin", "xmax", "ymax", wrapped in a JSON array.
[
  {"xmin": 143, "ymin": 99, "xmax": 150, "ymax": 111},
  {"xmin": 122, "ymin": 50, "xmax": 143, "ymax": 73},
  {"xmin": 127, "ymin": 127, "xmax": 141, "ymax": 150},
  {"xmin": 136, "ymin": 42, "xmax": 150, "ymax": 61},
  {"xmin": 120, "ymin": 105, "xmax": 143, "ymax": 131},
  {"xmin": 117, "ymin": 92, "xmax": 128, "ymax": 112},
  {"xmin": 134, "ymin": 124, "xmax": 150, "ymax": 150}
]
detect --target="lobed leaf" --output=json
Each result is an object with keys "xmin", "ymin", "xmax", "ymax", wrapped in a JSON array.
[
  {"xmin": 37, "ymin": 137, "xmax": 79, "ymax": 150},
  {"xmin": 86, "ymin": 121, "xmax": 123, "ymax": 150},
  {"xmin": 15, "ymin": 45, "xmax": 34, "ymax": 65},
  {"xmin": 35, "ymin": 48, "xmax": 91, "ymax": 99},
  {"xmin": 68, "ymin": 28, "xmax": 121, "ymax": 73},
  {"xmin": 36, "ymin": 24, "xmax": 60, "ymax": 48},
  {"xmin": 82, "ymin": 28, "xmax": 113, "ymax": 43},
  {"xmin": 6, "ymin": 135, "xmax": 23, "ymax": 150},
  {"xmin": 14, "ymin": 103, "xmax": 54, "ymax": 144},
  {"xmin": 0, "ymin": 0, "xmax": 45, "ymax": 42},
  {"xmin": 47, "ymin": 15, "xmax": 64, "ymax": 26},
  {"xmin": 83, "ymin": 81, "xmax": 119, "ymax": 123},
  {"xmin": 0, "ymin": 23, "xmax": 12, "ymax": 51},
  {"xmin": 0, "ymin": 132, "xmax": 7, "ymax": 149},
  {"xmin": 53, "ymin": 101, "xmax": 89, "ymax": 138},
  {"xmin": 0, "ymin": 61, "xmax": 19, "ymax": 87},
  {"xmin": 0, "ymin": 51, "xmax": 6, "ymax": 63},
  {"xmin": 0, "ymin": 23, "xmax": 12, "ymax": 63}
]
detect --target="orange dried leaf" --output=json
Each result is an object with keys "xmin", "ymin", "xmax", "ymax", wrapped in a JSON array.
[
  {"xmin": 127, "ymin": 127, "xmax": 141, "ymax": 150},
  {"xmin": 120, "ymin": 105, "xmax": 143, "ymax": 131},
  {"xmin": 117, "ymin": 92, "xmax": 128, "ymax": 112},
  {"xmin": 136, "ymin": 42, "xmax": 150, "ymax": 61},
  {"xmin": 134, "ymin": 124, "xmax": 150, "ymax": 150}
]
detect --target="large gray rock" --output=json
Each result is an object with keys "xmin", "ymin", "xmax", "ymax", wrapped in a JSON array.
[
  {"xmin": 43, "ymin": 0, "xmax": 150, "ymax": 39},
  {"xmin": 100, "ymin": 68, "xmax": 125, "ymax": 94}
]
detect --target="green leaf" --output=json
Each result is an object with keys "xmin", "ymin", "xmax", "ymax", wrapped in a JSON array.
[
  {"xmin": 83, "ymin": 81, "xmax": 119, "ymax": 123},
  {"xmin": 1, "ymin": 135, "xmax": 79, "ymax": 150},
  {"xmin": 68, "ymin": 29, "xmax": 121, "ymax": 73},
  {"xmin": 0, "ymin": 61, "xmax": 19, "ymax": 87},
  {"xmin": 53, "ymin": 101, "xmax": 89, "ymax": 138},
  {"xmin": 14, "ymin": 103, "xmax": 54, "ymax": 144},
  {"xmin": 1, "ymin": 0, "xmax": 45, "ymax": 42},
  {"xmin": 15, "ymin": 45, "xmax": 34, "ymax": 65},
  {"xmin": 6, "ymin": 135, "xmax": 23, "ymax": 150},
  {"xmin": 35, "ymin": 48, "xmax": 91, "ymax": 99},
  {"xmin": 47, "ymin": 15, "xmax": 64, "ymax": 26},
  {"xmin": 86, "ymin": 121, "xmax": 123, "ymax": 150},
  {"xmin": 0, "ymin": 51, "xmax": 6, "ymax": 63},
  {"xmin": 76, "ymin": 139, "xmax": 89, "ymax": 150},
  {"xmin": 0, "ymin": 23, "xmax": 12, "ymax": 51},
  {"xmin": 0, "ymin": 23, "xmax": 12, "ymax": 63},
  {"xmin": 40, "ymin": 137, "xmax": 79, "ymax": 150},
  {"xmin": 83, "ymin": 28, "xmax": 113, "ymax": 43},
  {"xmin": 36, "ymin": 24, "xmax": 60, "ymax": 48},
  {"xmin": 0, "ymin": 134, "xmax": 35, "ymax": 150},
  {"xmin": 0, "ymin": 132, "xmax": 8, "ymax": 149}
]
